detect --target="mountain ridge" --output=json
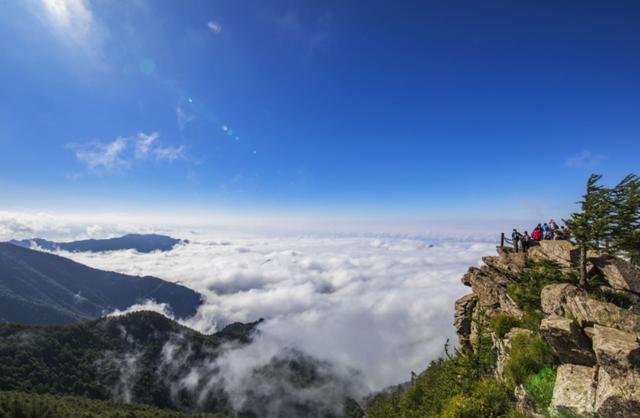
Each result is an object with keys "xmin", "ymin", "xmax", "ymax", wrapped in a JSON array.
[
  {"xmin": 0, "ymin": 243, "xmax": 202, "ymax": 325},
  {"xmin": 8, "ymin": 233, "xmax": 184, "ymax": 253}
]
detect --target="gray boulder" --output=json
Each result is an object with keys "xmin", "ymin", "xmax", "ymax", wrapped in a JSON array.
[
  {"xmin": 595, "ymin": 367, "xmax": 640, "ymax": 418},
  {"xmin": 528, "ymin": 240, "xmax": 580, "ymax": 267},
  {"xmin": 549, "ymin": 363, "xmax": 597, "ymax": 417},
  {"xmin": 593, "ymin": 254, "xmax": 640, "ymax": 295},
  {"xmin": 540, "ymin": 315, "xmax": 596, "ymax": 366},
  {"xmin": 541, "ymin": 283, "xmax": 640, "ymax": 334},
  {"xmin": 591, "ymin": 325, "xmax": 640, "ymax": 417}
]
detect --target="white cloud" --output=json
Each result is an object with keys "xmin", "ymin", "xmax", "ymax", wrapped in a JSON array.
[
  {"xmin": 565, "ymin": 149, "xmax": 605, "ymax": 168},
  {"xmin": 69, "ymin": 132, "xmax": 186, "ymax": 172},
  {"xmin": 134, "ymin": 132, "xmax": 159, "ymax": 159},
  {"xmin": 57, "ymin": 235, "xmax": 492, "ymax": 392},
  {"xmin": 71, "ymin": 137, "xmax": 129, "ymax": 171},
  {"xmin": 154, "ymin": 145, "xmax": 185, "ymax": 162},
  {"xmin": 207, "ymin": 21, "xmax": 222, "ymax": 34}
]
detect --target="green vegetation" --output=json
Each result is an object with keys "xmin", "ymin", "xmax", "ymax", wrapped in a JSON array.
[
  {"xmin": 440, "ymin": 378, "xmax": 512, "ymax": 418},
  {"xmin": 507, "ymin": 260, "xmax": 578, "ymax": 312},
  {"xmin": 365, "ymin": 256, "xmax": 568, "ymax": 417},
  {"xmin": 504, "ymin": 334, "xmax": 555, "ymax": 387},
  {"xmin": 366, "ymin": 331, "xmax": 511, "ymax": 418},
  {"xmin": 0, "ymin": 312, "xmax": 260, "ymax": 415},
  {"xmin": 0, "ymin": 391, "xmax": 224, "ymax": 418},
  {"xmin": 490, "ymin": 313, "xmax": 521, "ymax": 338},
  {"xmin": 526, "ymin": 367, "xmax": 556, "ymax": 410}
]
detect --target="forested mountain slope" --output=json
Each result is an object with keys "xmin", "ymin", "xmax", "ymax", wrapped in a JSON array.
[{"xmin": 0, "ymin": 243, "xmax": 202, "ymax": 325}]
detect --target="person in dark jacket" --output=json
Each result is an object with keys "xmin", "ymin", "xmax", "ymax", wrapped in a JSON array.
[{"xmin": 520, "ymin": 231, "xmax": 531, "ymax": 251}]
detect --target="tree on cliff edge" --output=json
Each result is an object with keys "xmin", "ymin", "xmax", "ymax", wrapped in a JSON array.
[
  {"xmin": 610, "ymin": 174, "xmax": 640, "ymax": 265},
  {"xmin": 565, "ymin": 174, "xmax": 612, "ymax": 288}
]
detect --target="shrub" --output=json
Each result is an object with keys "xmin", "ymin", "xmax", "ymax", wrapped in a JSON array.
[
  {"xmin": 505, "ymin": 333, "xmax": 555, "ymax": 387},
  {"xmin": 507, "ymin": 260, "xmax": 578, "ymax": 312},
  {"xmin": 526, "ymin": 366, "xmax": 556, "ymax": 410},
  {"xmin": 440, "ymin": 378, "xmax": 512, "ymax": 418},
  {"xmin": 440, "ymin": 395, "xmax": 477, "ymax": 418},
  {"xmin": 520, "ymin": 308, "xmax": 543, "ymax": 331},
  {"xmin": 490, "ymin": 313, "xmax": 521, "ymax": 338}
]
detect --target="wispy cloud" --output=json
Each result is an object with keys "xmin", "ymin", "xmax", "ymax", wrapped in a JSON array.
[
  {"xmin": 154, "ymin": 145, "xmax": 185, "ymax": 162},
  {"xmin": 207, "ymin": 21, "xmax": 222, "ymax": 34},
  {"xmin": 72, "ymin": 137, "xmax": 129, "ymax": 171},
  {"xmin": 565, "ymin": 150, "xmax": 605, "ymax": 168},
  {"xmin": 134, "ymin": 132, "xmax": 159, "ymax": 159},
  {"xmin": 69, "ymin": 132, "xmax": 186, "ymax": 173}
]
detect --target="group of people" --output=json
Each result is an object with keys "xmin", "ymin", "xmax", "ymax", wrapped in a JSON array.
[{"xmin": 511, "ymin": 219, "xmax": 571, "ymax": 251}]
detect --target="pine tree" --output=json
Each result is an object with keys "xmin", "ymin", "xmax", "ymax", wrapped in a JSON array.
[
  {"xmin": 564, "ymin": 174, "xmax": 612, "ymax": 288},
  {"xmin": 610, "ymin": 174, "xmax": 640, "ymax": 264}
]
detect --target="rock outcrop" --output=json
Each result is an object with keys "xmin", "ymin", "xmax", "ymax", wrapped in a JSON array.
[
  {"xmin": 539, "ymin": 315, "xmax": 596, "ymax": 366},
  {"xmin": 549, "ymin": 363, "xmax": 597, "ymax": 417},
  {"xmin": 592, "ymin": 254, "xmax": 640, "ymax": 295},
  {"xmin": 454, "ymin": 240, "xmax": 640, "ymax": 417}
]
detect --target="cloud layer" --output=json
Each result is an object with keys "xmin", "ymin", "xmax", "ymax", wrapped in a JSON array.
[{"xmin": 58, "ymin": 235, "xmax": 491, "ymax": 392}]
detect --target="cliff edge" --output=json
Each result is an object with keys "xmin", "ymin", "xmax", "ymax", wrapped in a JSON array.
[{"xmin": 455, "ymin": 240, "xmax": 640, "ymax": 417}]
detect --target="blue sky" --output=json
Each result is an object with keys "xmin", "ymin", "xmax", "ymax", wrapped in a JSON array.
[{"xmin": 1, "ymin": 0, "xmax": 639, "ymax": 222}]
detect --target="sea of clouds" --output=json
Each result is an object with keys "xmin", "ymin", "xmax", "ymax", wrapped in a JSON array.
[
  {"xmin": 58, "ymin": 234, "xmax": 493, "ymax": 393},
  {"xmin": 0, "ymin": 210, "xmax": 504, "ymax": 398}
]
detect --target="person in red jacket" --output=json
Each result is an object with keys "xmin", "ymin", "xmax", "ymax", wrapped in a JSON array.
[{"xmin": 531, "ymin": 225, "xmax": 542, "ymax": 241}]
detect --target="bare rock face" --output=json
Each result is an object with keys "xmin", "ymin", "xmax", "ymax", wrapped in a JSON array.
[
  {"xmin": 593, "ymin": 254, "xmax": 640, "ymax": 295},
  {"xmin": 595, "ymin": 367, "xmax": 640, "ymax": 418},
  {"xmin": 540, "ymin": 315, "xmax": 596, "ymax": 366},
  {"xmin": 528, "ymin": 240, "xmax": 580, "ymax": 267},
  {"xmin": 540, "ymin": 283, "xmax": 582, "ymax": 316},
  {"xmin": 541, "ymin": 283, "xmax": 640, "ymax": 334},
  {"xmin": 592, "ymin": 324, "xmax": 640, "ymax": 417},
  {"xmin": 454, "ymin": 293, "xmax": 477, "ymax": 351},
  {"xmin": 549, "ymin": 363, "xmax": 597, "ymax": 417},
  {"xmin": 592, "ymin": 324, "xmax": 640, "ymax": 373},
  {"xmin": 488, "ymin": 247, "xmax": 527, "ymax": 276},
  {"xmin": 566, "ymin": 294, "xmax": 640, "ymax": 334},
  {"xmin": 461, "ymin": 266, "xmax": 522, "ymax": 317}
]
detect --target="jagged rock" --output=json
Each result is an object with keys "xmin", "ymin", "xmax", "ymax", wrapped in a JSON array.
[
  {"xmin": 488, "ymin": 247, "xmax": 527, "ymax": 276},
  {"xmin": 454, "ymin": 294, "xmax": 477, "ymax": 350},
  {"xmin": 461, "ymin": 266, "xmax": 522, "ymax": 318},
  {"xmin": 541, "ymin": 283, "xmax": 640, "ymax": 334},
  {"xmin": 591, "ymin": 324, "xmax": 640, "ymax": 416},
  {"xmin": 549, "ymin": 363, "xmax": 597, "ymax": 417},
  {"xmin": 528, "ymin": 240, "xmax": 580, "ymax": 267},
  {"xmin": 597, "ymin": 286, "xmax": 640, "ymax": 314},
  {"xmin": 567, "ymin": 294, "xmax": 640, "ymax": 334},
  {"xmin": 595, "ymin": 367, "xmax": 640, "ymax": 418},
  {"xmin": 540, "ymin": 283, "xmax": 582, "ymax": 316},
  {"xmin": 591, "ymin": 324, "xmax": 640, "ymax": 376},
  {"xmin": 540, "ymin": 315, "xmax": 596, "ymax": 366},
  {"xmin": 494, "ymin": 328, "xmax": 533, "ymax": 382},
  {"xmin": 592, "ymin": 254, "xmax": 640, "ymax": 295},
  {"xmin": 514, "ymin": 384, "xmax": 542, "ymax": 418}
]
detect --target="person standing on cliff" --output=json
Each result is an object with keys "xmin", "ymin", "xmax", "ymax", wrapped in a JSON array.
[
  {"xmin": 520, "ymin": 231, "xmax": 531, "ymax": 251},
  {"xmin": 511, "ymin": 229, "xmax": 521, "ymax": 249}
]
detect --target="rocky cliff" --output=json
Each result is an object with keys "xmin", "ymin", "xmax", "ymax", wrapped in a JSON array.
[{"xmin": 454, "ymin": 240, "xmax": 640, "ymax": 417}]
